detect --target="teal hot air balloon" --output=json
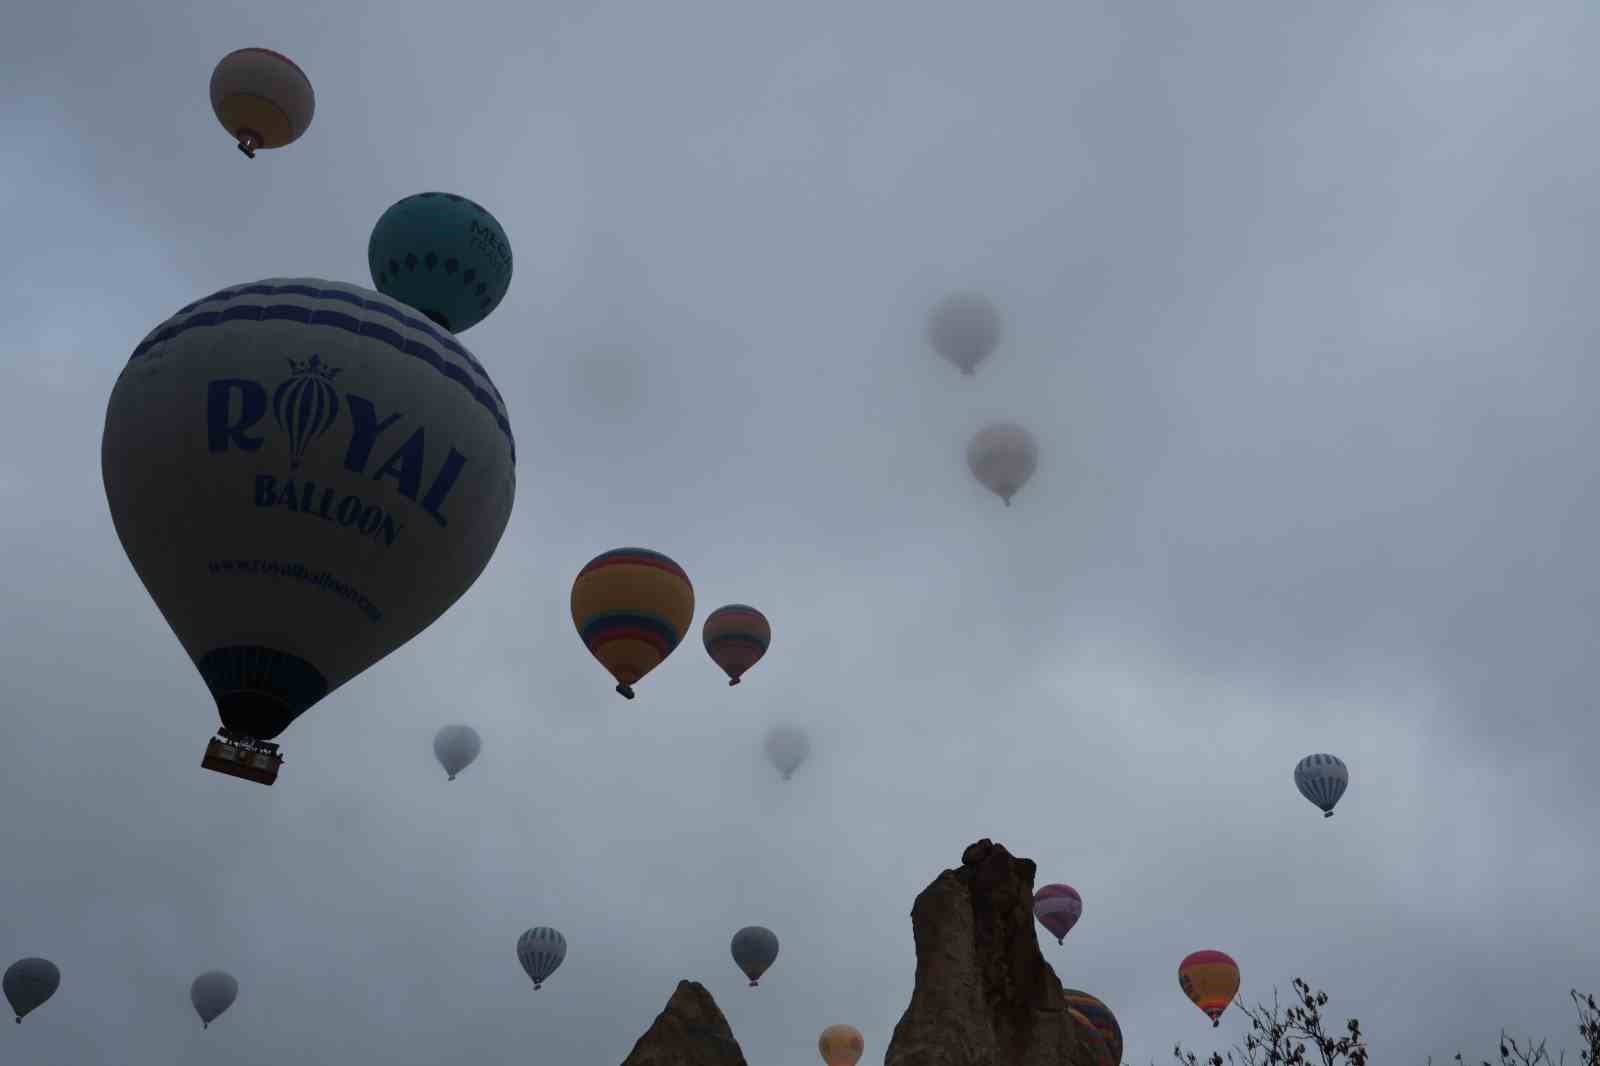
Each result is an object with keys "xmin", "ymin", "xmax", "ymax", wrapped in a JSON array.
[{"xmin": 369, "ymin": 193, "xmax": 512, "ymax": 334}]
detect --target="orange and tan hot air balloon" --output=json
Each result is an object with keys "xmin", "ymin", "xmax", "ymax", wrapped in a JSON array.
[
  {"xmin": 1179, "ymin": 949, "xmax": 1240, "ymax": 1027},
  {"xmin": 702, "ymin": 604, "xmax": 770, "ymax": 686},
  {"xmin": 819, "ymin": 1024, "xmax": 864, "ymax": 1066},
  {"xmin": 209, "ymin": 49, "xmax": 315, "ymax": 159},
  {"xmin": 571, "ymin": 548, "xmax": 695, "ymax": 699}
]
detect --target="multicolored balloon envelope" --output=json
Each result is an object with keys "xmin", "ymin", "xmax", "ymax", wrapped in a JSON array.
[
  {"xmin": 1293, "ymin": 753, "xmax": 1349, "ymax": 817},
  {"xmin": 571, "ymin": 548, "xmax": 695, "ymax": 699},
  {"xmin": 818, "ymin": 1024, "xmax": 865, "ymax": 1066},
  {"xmin": 703, "ymin": 604, "xmax": 770, "ymax": 686},
  {"xmin": 4, "ymin": 957, "xmax": 59, "ymax": 1023},
  {"xmin": 1179, "ymin": 950, "xmax": 1240, "ymax": 1026},
  {"xmin": 1062, "ymin": 989, "xmax": 1122, "ymax": 1064},
  {"xmin": 517, "ymin": 927, "xmax": 566, "ymax": 990},
  {"xmin": 927, "ymin": 292, "xmax": 1002, "ymax": 376},
  {"xmin": 369, "ymin": 193, "xmax": 513, "ymax": 334},
  {"xmin": 1069, "ymin": 1007, "xmax": 1116, "ymax": 1066},
  {"xmin": 730, "ymin": 926, "xmax": 779, "ymax": 986},
  {"xmin": 1032, "ymin": 883, "xmax": 1082, "ymax": 944},
  {"xmin": 190, "ymin": 971, "xmax": 238, "ymax": 1029},
  {"xmin": 209, "ymin": 48, "xmax": 314, "ymax": 159},
  {"xmin": 967, "ymin": 422, "xmax": 1038, "ymax": 506},
  {"xmin": 102, "ymin": 279, "xmax": 517, "ymax": 785}
]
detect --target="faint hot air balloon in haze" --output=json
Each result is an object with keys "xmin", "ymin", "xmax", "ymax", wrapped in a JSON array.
[
  {"xmin": 1062, "ymin": 989, "xmax": 1122, "ymax": 1065},
  {"xmin": 571, "ymin": 548, "xmax": 695, "ymax": 699},
  {"xmin": 1294, "ymin": 753, "xmax": 1348, "ymax": 817},
  {"xmin": 370, "ymin": 193, "xmax": 513, "ymax": 334},
  {"xmin": 4, "ymin": 958, "xmax": 59, "ymax": 1023},
  {"xmin": 1069, "ymin": 1007, "xmax": 1116, "ymax": 1066},
  {"xmin": 517, "ymin": 927, "xmax": 566, "ymax": 990},
  {"xmin": 190, "ymin": 971, "xmax": 238, "ymax": 1029},
  {"xmin": 1179, "ymin": 950, "xmax": 1240, "ymax": 1026},
  {"xmin": 703, "ymin": 604, "xmax": 770, "ymax": 686},
  {"xmin": 730, "ymin": 926, "xmax": 779, "ymax": 987},
  {"xmin": 102, "ymin": 279, "xmax": 517, "ymax": 786},
  {"xmin": 927, "ymin": 292, "xmax": 1001, "ymax": 376},
  {"xmin": 209, "ymin": 49, "xmax": 314, "ymax": 159},
  {"xmin": 967, "ymin": 422, "xmax": 1038, "ymax": 506},
  {"xmin": 1032, "ymin": 883, "xmax": 1082, "ymax": 944},
  {"xmin": 819, "ymin": 1024, "xmax": 865, "ymax": 1066},
  {"xmin": 433, "ymin": 724, "xmax": 481, "ymax": 781},
  {"xmin": 764, "ymin": 723, "xmax": 810, "ymax": 780}
]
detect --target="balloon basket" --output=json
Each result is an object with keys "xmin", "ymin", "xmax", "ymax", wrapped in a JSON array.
[{"xmin": 201, "ymin": 732, "xmax": 283, "ymax": 786}]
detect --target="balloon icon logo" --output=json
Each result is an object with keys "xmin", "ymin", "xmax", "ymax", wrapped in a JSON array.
[{"xmin": 271, "ymin": 355, "xmax": 342, "ymax": 469}]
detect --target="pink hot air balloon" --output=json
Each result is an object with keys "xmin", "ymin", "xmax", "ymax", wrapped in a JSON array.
[
  {"xmin": 1033, "ymin": 884, "xmax": 1082, "ymax": 944},
  {"xmin": 966, "ymin": 422, "xmax": 1038, "ymax": 506}
]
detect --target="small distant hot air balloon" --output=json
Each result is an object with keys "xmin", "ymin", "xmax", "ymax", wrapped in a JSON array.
[
  {"xmin": 517, "ymin": 927, "xmax": 566, "ymax": 990},
  {"xmin": 966, "ymin": 422, "xmax": 1038, "ymax": 506},
  {"xmin": 4, "ymin": 958, "xmax": 59, "ymax": 1023},
  {"xmin": 369, "ymin": 193, "xmax": 513, "ymax": 334},
  {"xmin": 433, "ymin": 724, "xmax": 482, "ymax": 781},
  {"xmin": 1062, "ymin": 989, "xmax": 1122, "ymax": 1065},
  {"xmin": 819, "ymin": 1024, "xmax": 865, "ymax": 1066},
  {"xmin": 703, "ymin": 605, "xmax": 770, "ymax": 686},
  {"xmin": 1293, "ymin": 753, "xmax": 1348, "ymax": 818},
  {"xmin": 571, "ymin": 548, "xmax": 695, "ymax": 699},
  {"xmin": 1179, "ymin": 950, "xmax": 1240, "ymax": 1027},
  {"xmin": 1032, "ymin": 883, "xmax": 1082, "ymax": 945},
  {"xmin": 103, "ymin": 280, "xmax": 516, "ymax": 786},
  {"xmin": 764, "ymin": 723, "xmax": 811, "ymax": 781},
  {"xmin": 190, "ymin": 971, "xmax": 238, "ymax": 1029},
  {"xmin": 1069, "ymin": 1007, "xmax": 1116, "ymax": 1066},
  {"xmin": 927, "ymin": 293, "xmax": 1001, "ymax": 376},
  {"xmin": 209, "ymin": 49, "xmax": 315, "ymax": 159},
  {"xmin": 730, "ymin": 926, "xmax": 779, "ymax": 987}
]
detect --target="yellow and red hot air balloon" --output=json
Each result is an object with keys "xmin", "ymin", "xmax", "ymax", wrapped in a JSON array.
[
  {"xmin": 1179, "ymin": 950, "xmax": 1240, "ymax": 1027},
  {"xmin": 818, "ymin": 1024, "xmax": 864, "ymax": 1066},
  {"xmin": 209, "ymin": 48, "xmax": 315, "ymax": 159},
  {"xmin": 702, "ymin": 604, "xmax": 770, "ymax": 686},
  {"xmin": 571, "ymin": 548, "xmax": 694, "ymax": 699}
]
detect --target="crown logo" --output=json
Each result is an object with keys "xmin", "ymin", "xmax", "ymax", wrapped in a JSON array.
[{"xmin": 285, "ymin": 354, "xmax": 343, "ymax": 381}]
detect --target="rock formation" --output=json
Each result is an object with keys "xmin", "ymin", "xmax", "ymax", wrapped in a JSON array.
[
  {"xmin": 883, "ymin": 838, "xmax": 1107, "ymax": 1066},
  {"xmin": 620, "ymin": 980, "xmax": 748, "ymax": 1066}
]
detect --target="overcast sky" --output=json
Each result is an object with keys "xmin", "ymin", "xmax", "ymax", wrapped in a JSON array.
[{"xmin": 3, "ymin": 1, "xmax": 1598, "ymax": 1063}]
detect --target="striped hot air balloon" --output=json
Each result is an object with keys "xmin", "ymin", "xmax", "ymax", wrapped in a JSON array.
[
  {"xmin": 1293, "ymin": 753, "xmax": 1348, "ymax": 818},
  {"xmin": 1062, "ymin": 989, "xmax": 1122, "ymax": 1065},
  {"xmin": 1033, "ymin": 883, "xmax": 1082, "ymax": 944},
  {"xmin": 1179, "ymin": 950, "xmax": 1240, "ymax": 1027},
  {"xmin": 703, "ymin": 605, "xmax": 770, "ymax": 686},
  {"xmin": 571, "ymin": 548, "xmax": 695, "ymax": 699}
]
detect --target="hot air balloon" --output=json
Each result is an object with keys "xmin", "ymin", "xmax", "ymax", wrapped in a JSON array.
[
  {"xmin": 571, "ymin": 548, "xmax": 695, "ymax": 699},
  {"xmin": 516, "ymin": 927, "xmax": 566, "ymax": 990},
  {"xmin": 1293, "ymin": 753, "xmax": 1348, "ymax": 818},
  {"xmin": 209, "ymin": 49, "xmax": 315, "ymax": 159},
  {"xmin": 1062, "ymin": 989, "xmax": 1122, "ymax": 1065},
  {"xmin": 927, "ymin": 292, "xmax": 1001, "ymax": 376},
  {"xmin": 4, "ymin": 958, "xmax": 59, "ymax": 1023},
  {"xmin": 967, "ymin": 422, "xmax": 1038, "ymax": 506},
  {"xmin": 369, "ymin": 193, "xmax": 513, "ymax": 334},
  {"xmin": 1069, "ymin": 1007, "xmax": 1116, "ymax": 1066},
  {"xmin": 730, "ymin": 926, "xmax": 779, "ymax": 987},
  {"xmin": 818, "ymin": 1024, "xmax": 865, "ymax": 1066},
  {"xmin": 433, "ymin": 724, "xmax": 481, "ymax": 781},
  {"xmin": 703, "ymin": 605, "xmax": 770, "ymax": 686},
  {"xmin": 190, "ymin": 971, "xmax": 238, "ymax": 1029},
  {"xmin": 103, "ymin": 279, "xmax": 517, "ymax": 786},
  {"xmin": 1179, "ymin": 950, "xmax": 1240, "ymax": 1027},
  {"xmin": 1032, "ymin": 883, "xmax": 1082, "ymax": 945},
  {"xmin": 764, "ymin": 723, "xmax": 811, "ymax": 781}
]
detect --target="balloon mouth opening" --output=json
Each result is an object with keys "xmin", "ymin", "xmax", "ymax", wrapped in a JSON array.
[
  {"xmin": 200, "ymin": 646, "xmax": 328, "ymax": 739},
  {"xmin": 616, "ymin": 683, "xmax": 635, "ymax": 700},
  {"xmin": 423, "ymin": 309, "xmax": 452, "ymax": 331}
]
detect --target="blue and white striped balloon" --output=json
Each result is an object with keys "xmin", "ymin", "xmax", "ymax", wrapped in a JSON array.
[
  {"xmin": 516, "ymin": 927, "xmax": 566, "ymax": 990},
  {"xmin": 1293, "ymin": 754, "xmax": 1349, "ymax": 818}
]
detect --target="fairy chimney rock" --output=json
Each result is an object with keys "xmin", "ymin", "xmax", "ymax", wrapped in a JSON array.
[
  {"xmin": 620, "ymin": 980, "xmax": 748, "ymax": 1066},
  {"xmin": 884, "ymin": 838, "xmax": 1105, "ymax": 1066}
]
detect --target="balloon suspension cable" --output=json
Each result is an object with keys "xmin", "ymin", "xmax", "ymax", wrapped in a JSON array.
[{"xmin": 616, "ymin": 682, "xmax": 635, "ymax": 700}]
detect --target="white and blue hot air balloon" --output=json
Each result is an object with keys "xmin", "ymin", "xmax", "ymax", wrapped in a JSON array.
[
  {"xmin": 1293, "ymin": 753, "xmax": 1349, "ymax": 818},
  {"xmin": 516, "ymin": 927, "xmax": 566, "ymax": 990},
  {"xmin": 102, "ymin": 279, "xmax": 517, "ymax": 786}
]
